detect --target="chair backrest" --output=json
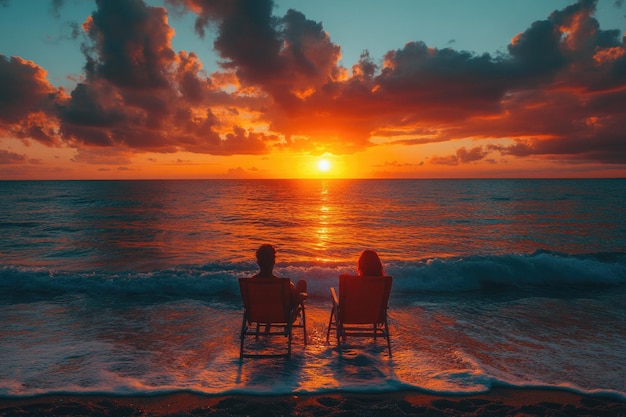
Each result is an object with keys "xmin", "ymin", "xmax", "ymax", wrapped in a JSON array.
[
  {"xmin": 239, "ymin": 277, "xmax": 293, "ymax": 323},
  {"xmin": 338, "ymin": 274, "xmax": 392, "ymax": 324}
]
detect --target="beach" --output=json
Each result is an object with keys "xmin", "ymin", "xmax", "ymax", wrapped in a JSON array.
[{"xmin": 1, "ymin": 389, "xmax": 625, "ymax": 416}]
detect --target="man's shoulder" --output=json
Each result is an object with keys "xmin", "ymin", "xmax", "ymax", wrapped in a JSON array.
[{"xmin": 250, "ymin": 273, "xmax": 281, "ymax": 279}]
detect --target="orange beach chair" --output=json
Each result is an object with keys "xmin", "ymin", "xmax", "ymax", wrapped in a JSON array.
[
  {"xmin": 326, "ymin": 274, "xmax": 393, "ymax": 356},
  {"xmin": 238, "ymin": 277, "xmax": 307, "ymax": 359}
]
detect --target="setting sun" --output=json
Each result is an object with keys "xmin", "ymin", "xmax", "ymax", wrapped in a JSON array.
[{"xmin": 317, "ymin": 159, "xmax": 331, "ymax": 172}]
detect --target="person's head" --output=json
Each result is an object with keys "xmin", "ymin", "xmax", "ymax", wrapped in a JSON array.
[
  {"xmin": 357, "ymin": 250, "xmax": 384, "ymax": 276},
  {"xmin": 255, "ymin": 244, "xmax": 276, "ymax": 274}
]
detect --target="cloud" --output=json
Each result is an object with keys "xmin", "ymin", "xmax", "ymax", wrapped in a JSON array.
[
  {"xmin": 167, "ymin": 1, "xmax": 343, "ymax": 99},
  {"xmin": 226, "ymin": 165, "xmax": 264, "ymax": 178},
  {"xmin": 368, "ymin": 0, "xmax": 626, "ymax": 164},
  {"xmin": 81, "ymin": 0, "xmax": 177, "ymax": 89},
  {"xmin": 0, "ymin": 55, "xmax": 64, "ymax": 145},
  {"xmin": 55, "ymin": 0, "xmax": 274, "ymax": 156},
  {"xmin": 1, "ymin": 0, "xmax": 625, "ymax": 167},
  {"xmin": 0, "ymin": 149, "xmax": 27, "ymax": 164},
  {"xmin": 50, "ymin": 0, "xmax": 65, "ymax": 18},
  {"xmin": 376, "ymin": 160, "xmax": 424, "ymax": 168},
  {"xmin": 431, "ymin": 146, "xmax": 490, "ymax": 166},
  {"xmin": 0, "ymin": 56, "xmax": 56, "ymax": 125},
  {"xmin": 71, "ymin": 148, "xmax": 133, "ymax": 165}
]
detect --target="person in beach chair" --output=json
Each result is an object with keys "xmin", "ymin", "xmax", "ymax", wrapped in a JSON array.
[
  {"xmin": 238, "ymin": 244, "xmax": 307, "ymax": 359},
  {"xmin": 327, "ymin": 250, "xmax": 393, "ymax": 356}
]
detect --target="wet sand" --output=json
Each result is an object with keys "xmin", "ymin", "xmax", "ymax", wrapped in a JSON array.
[{"xmin": 1, "ymin": 388, "xmax": 625, "ymax": 416}]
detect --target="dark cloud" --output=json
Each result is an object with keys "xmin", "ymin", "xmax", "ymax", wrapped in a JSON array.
[
  {"xmin": 166, "ymin": 0, "xmax": 283, "ymax": 83},
  {"xmin": 166, "ymin": 1, "xmax": 342, "ymax": 98},
  {"xmin": 431, "ymin": 146, "xmax": 490, "ymax": 166},
  {"xmin": 71, "ymin": 148, "xmax": 133, "ymax": 165},
  {"xmin": 355, "ymin": 0, "xmax": 626, "ymax": 164},
  {"xmin": 457, "ymin": 146, "xmax": 490, "ymax": 163},
  {"xmin": 53, "ymin": 0, "xmax": 271, "ymax": 156},
  {"xmin": 218, "ymin": 125, "xmax": 276, "ymax": 155},
  {"xmin": 61, "ymin": 83, "xmax": 126, "ymax": 129},
  {"xmin": 213, "ymin": 0, "xmax": 282, "ymax": 84},
  {"xmin": 0, "ymin": 149, "xmax": 27, "ymax": 164},
  {"xmin": 82, "ymin": 0, "xmax": 177, "ymax": 89},
  {"xmin": 0, "ymin": 56, "xmax": 58, "ymax": 125},
  {"xmin": 50, "ymin": 0, "xmax": 65, "ymax": 18},
  {"xmin": 377, "ymin": 42, "xmax": 511, "ymax": 115},
  {"xmin": 1, "ymin": 0, "xmax": 625, "ymax": 167},
  {"xmin": 0, "ymin": 55, "xmax": 62, "ymax": 145},
  {"xmin": 507, "ymin": 11, "xmax": 571, "ymax": 78},
  {"xmin": 491, "ymin": 131, "xmax": 626, "ymax": 165},
  {"xmin": 68, "ymin": 21, "xmax": 82, "ymax": 40}
]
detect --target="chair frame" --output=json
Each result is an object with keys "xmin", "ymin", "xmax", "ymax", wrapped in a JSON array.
[
  {"xmin": 327, "ymin": 274, "xmax": 392, "ymax": 356},
  {"xmin": 238, "ymin": 277, "xmax": 306, "ymax": 359}
]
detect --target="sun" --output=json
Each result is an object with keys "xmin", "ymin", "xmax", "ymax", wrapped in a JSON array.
[{"xmin": 317, "ymin": 159, "xmax": 331, "ymax": 172}]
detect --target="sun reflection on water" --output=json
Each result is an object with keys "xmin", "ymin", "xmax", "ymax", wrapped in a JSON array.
[{"xmin": 313, "ymin": 183, "xmax": 334, "ymax": 261}]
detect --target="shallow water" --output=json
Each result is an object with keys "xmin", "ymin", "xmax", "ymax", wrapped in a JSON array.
[{"xmin": 0, "ymin": 179, "xmax": 625, "ymax": 399}]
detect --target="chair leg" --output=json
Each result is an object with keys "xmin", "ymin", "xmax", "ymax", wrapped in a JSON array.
[
  {"xmin": 326, "ymin": 308, "xmax": 335, "ymax": 343},
  {"xmin": 287, "ymin": 326, "xmax": 293, "ymax": 358},
  {"xmin": 336, "ymin": 323, "xmax": 342, "ymax": 347},
  {"xmin": 240, "ymin": 315, "xmax": 247, "ymax": 360},
  {"xmin": 301, "ymin": 304, "xmax": 307, "ymax": 345},
  {"xmin": 384, "ymin": 318, "xmax": 392, "ymax": 357}
]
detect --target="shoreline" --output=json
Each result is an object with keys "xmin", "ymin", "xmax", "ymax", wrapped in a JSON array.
[{"xmin": 1, "ymin": 388, "xmax": 624, "ymax": 416}]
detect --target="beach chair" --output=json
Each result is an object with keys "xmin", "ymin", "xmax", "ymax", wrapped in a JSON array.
[
  {"xmin": 326, "ymin": 274, "xmax": 393, "ymax": 356},
  {"xmin": 238, "ymin": 277, "xmax": 307, "ymax": 359}
]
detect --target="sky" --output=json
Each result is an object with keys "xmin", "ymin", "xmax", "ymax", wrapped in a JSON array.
[{"xmin": 1, "ymin": 0, "xmax": 625, "ymax": 179}]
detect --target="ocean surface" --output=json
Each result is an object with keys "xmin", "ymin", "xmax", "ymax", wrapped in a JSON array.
[{"xmin": 0, "ymin": 179, "xmax": 625, "ymax": 400}]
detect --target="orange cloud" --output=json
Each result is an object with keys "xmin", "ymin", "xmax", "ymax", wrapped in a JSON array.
[{"xmin": 1, "ymin": 0, "xmax": 625, "ymax": 171}]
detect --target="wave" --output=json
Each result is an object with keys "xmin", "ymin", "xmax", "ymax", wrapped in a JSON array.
[
  {"xmin": 2, "ymin": 251, "xmax": 625, "ymax": 301},
  {"xmin": 388, "ymin": 250, "xmax": 626, "ymax": 294},
  {"xmin": 2, "ymin": 250, "xmax": 624, "ymax": 401},
  {"xmin": 2, "ymin": 373, "xmax": 625, "ymax": 402}
]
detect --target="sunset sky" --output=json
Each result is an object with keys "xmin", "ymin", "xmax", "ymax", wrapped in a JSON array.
[{"xmin": 1, "ymin": 0, "xmax": 625, "ymax": 179}]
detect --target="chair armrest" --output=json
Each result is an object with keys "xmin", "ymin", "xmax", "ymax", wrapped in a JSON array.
[{"xmin": 330, "ymin": 287, "xmax": 339, "ymax": 306}]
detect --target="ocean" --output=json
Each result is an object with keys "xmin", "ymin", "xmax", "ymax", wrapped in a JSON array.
[{"xmin": 0, "ymin": 179, "xmax": 625, "ymax": 400}]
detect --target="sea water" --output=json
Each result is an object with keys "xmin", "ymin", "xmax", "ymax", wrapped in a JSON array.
[{"xmin": 0, "ymin": 179, "xmax": 625, "ymax": 399}]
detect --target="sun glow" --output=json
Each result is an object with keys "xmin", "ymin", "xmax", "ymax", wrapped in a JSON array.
[{"xmin": 317, "ymin": 159, "xmax": 331, "ymax": 172}]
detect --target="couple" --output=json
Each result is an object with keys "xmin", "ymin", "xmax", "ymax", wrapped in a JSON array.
[{"xmin": 252, "ymin": 244, "xmax": 385, "ymax": 299}]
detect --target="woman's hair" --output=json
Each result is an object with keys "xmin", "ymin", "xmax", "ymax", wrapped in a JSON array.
[{"xmin": 357, "ymin": 250, "xmax": 384, "ymax": 276}]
